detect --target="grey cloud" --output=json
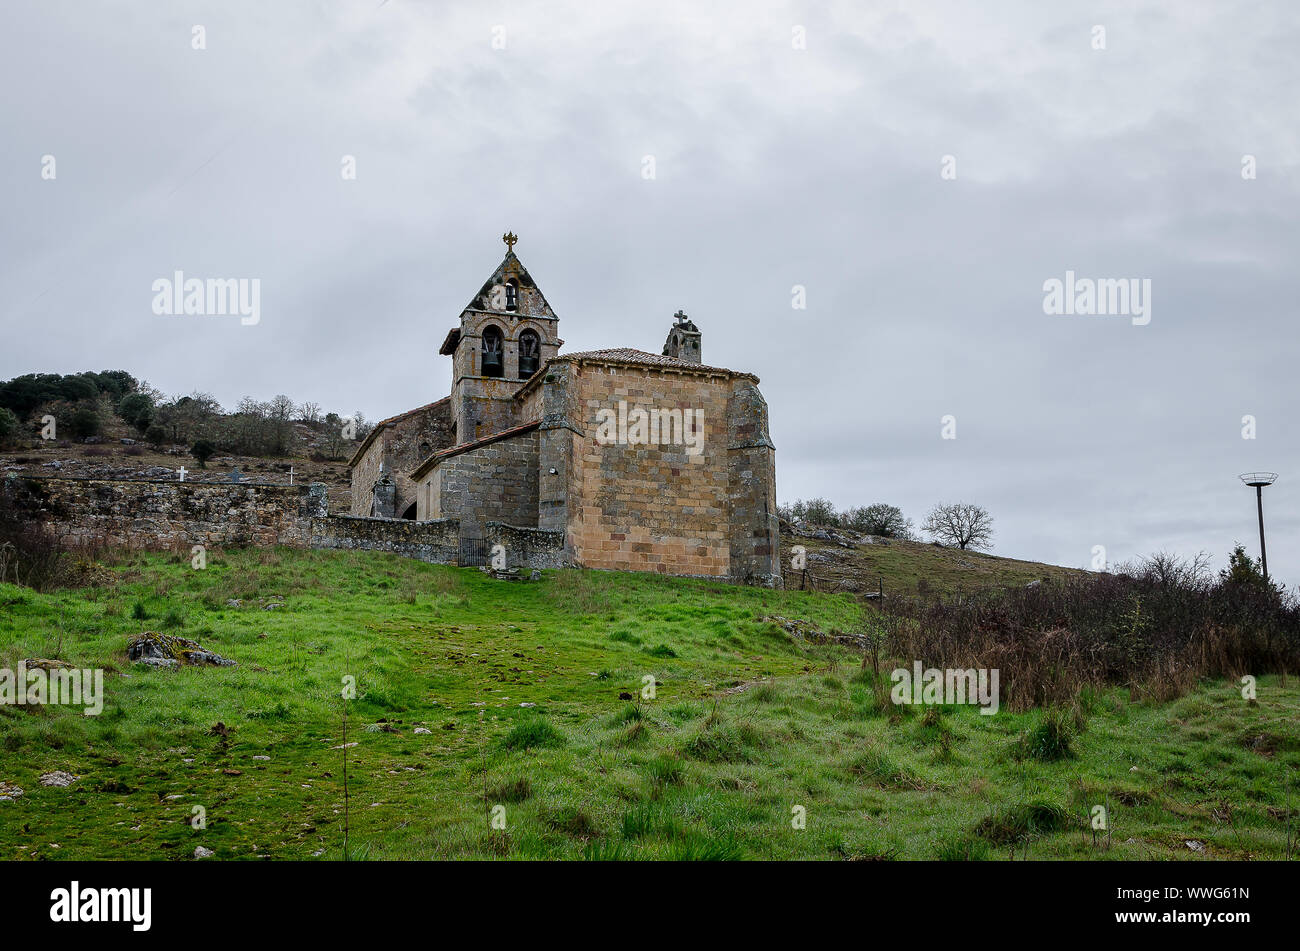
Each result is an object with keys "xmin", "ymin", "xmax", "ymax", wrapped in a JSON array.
[{"xmin": 1, "ymin": 0, "xmax": 1296, "ymax": 587}]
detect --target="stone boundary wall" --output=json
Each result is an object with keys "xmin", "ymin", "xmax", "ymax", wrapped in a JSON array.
[
  {"xmin": 311, "ymin": 514, "xmax": 461, "ymax": 564},
  {"xmin": 4, "ymin": 476, "xmax": 565, "ymax": 571},
  {"xmin": 485, "ymin": 522, "xmax": 568, "ymax": 570},
  {"xmin": 3, "ymin": 476, "xmax": 328, "ymax": 550},
  {"xmin": 6, "ymin": 475, "xmax": 751, "ymax": 578}
]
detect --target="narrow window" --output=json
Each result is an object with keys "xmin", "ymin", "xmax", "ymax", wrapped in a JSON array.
[
  {"xmin": 505, "ymin": 279, "xmax": 519, "ymax": 312},
  {"xmin": 481, "ymin": 325, "xmax": 504, "ymax": 377},
  {"xmin": 519, "ymin": 329, "xmax": 540, "ymax": 378}
]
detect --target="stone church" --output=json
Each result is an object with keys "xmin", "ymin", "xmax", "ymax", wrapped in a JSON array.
[{"xmin": 348, "ymin": 235, "xmax": 781, "ymax": 585}]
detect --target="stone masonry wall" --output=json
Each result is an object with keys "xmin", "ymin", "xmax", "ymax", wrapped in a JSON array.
[
  {"xmin": 311, "ymin": 514, "xmax": 461, "ymax": 564},
  {"xmin": 532, "ymin": 361, "xmax": 583, "ymax": 539},
  {"xmin": 5, "ymin": 475, "xmax": 567, "ymax": 573},
  {"xmin": 568, "ymin": 363, "xmax": 736, "ymax": 578},
  {"xmin": 5, "ymin": 476, "xmax": 328, "ymax": 549},
  {"xmin": 485, "ymin": 522, "xmax": 568, "ymax": 570},
  {"xmin": 348, "ymin": 399, "xmax": 455, "ymax": 517},
  {"xmin": 350, "ymin": 438, "xmax": 384, "ymax": 517},
  {"xmin": 453, "ymin": 378, "xmax": 527, "ymax": 446},
  {"xmin": 423, "ymin": 429, "xmax": 539, "ymax": 533},
  {"xmin": 725, "ymin": 378, "xmax": 781, "ymax": 586}
]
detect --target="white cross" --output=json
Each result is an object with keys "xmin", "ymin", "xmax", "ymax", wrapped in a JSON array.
[
  {"xmin": 289, "ymin": 465, "xmax": 295, "ymax": 486},
  {"xmin": 177, "ymin": 466, "xmax": 187, "ymax": 482}
]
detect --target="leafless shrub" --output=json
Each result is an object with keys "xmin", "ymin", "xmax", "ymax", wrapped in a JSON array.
[{"xmin": 879, "ymin": 553, "xmax": 1300, "ymax": 710}]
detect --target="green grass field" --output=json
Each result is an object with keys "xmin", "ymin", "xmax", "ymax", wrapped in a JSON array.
[{"xmin": 1, "ymin": 547, "xmax": 1296, "ymax": 860}]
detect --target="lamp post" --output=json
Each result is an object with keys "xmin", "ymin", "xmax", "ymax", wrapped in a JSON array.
[{"xmin": 1238, "ymin": 472, "xmax": 1277, "ymax": 583}]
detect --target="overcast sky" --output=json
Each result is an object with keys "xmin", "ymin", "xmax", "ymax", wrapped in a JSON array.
[{"xmin": 3, "ymin": 1, "xmax": 1297, "ymax": 586}]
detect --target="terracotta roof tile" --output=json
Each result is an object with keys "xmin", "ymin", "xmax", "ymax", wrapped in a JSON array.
[{"xmin": 553, "ymin": 348, "xmax": 745, "ymax": 376}]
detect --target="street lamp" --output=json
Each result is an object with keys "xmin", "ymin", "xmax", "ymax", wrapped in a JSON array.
[{"xmin": 1238, "ymin": 472, "xmax": 1277, "ymax": 583}]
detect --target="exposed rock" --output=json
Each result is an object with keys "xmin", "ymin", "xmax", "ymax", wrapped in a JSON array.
[
  {"xmin": 0, "ymin": 782, "xmax": 24, "ymax": 801},
  {"xmin": 413, "ymin": 727, "xmax": 432, "ymax": 734},
  {"xmin": 127, "ymin": 632, "xmax": 235, "ymax": 668},
  {"xmin": 194, "ymin": 846, "xmax": 214, "ymax": 859},
  {"xmin": 759, "ymin": 614, "xmax": 869, "ymax": 650},
  {"xmin": 21, "ymin": 658, "xmax": 75, "ymax": 672},
  {"xmin": 788, "ymin": 520, "xmax": 870, "ymax": 548},
  {"xmin": 1184, "ymin": 840, "xmax": 1206, "ymax": 853},
  {"xmin": 39, "ymin": 771, "xmax": 77, "ymax": 787}
]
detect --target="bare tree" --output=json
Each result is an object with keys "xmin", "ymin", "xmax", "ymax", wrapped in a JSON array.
[
  {"xmin": 266, "ymin": 394, "xmax": 297, "ymax": 457},
  {"xmin": 298, "ymin": 401, "xmax": 322, "ymax": 425},
  {"xmin": 922, "ymin": 502, "xmax": 994, "ymax": 551},
  {"xmin": 154, "ymin": 391, "xmax": 221, "ymax": 444},
  {"xmin": 352, "ymin": 410, "xmax": 372, "ymax": 442},
  {"xmin": 267, "ymin": 394, "xmax": 295, "ymax": 421}
]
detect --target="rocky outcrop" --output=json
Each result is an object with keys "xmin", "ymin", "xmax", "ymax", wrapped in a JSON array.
[
  {"xmin": 127, "ymin": 632, "xmax": 235, "ymax": 668},
  {"xmin": 759, "ymin": 615, "xmax": 870, "ymax": 650}
]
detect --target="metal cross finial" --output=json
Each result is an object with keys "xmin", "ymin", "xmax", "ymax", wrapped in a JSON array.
[{"xmin": 503, "ymin": 231, "xmax": 518, "ymax": 252}]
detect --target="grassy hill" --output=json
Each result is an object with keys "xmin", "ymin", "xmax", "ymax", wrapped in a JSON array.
[
  {"xmin": 1, "ymin": 548, "xmax": 1296, "ymax": 861},
  {"xmin": 785, "ymin": 527, "xmax": 1084, "ymax": 598}
]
